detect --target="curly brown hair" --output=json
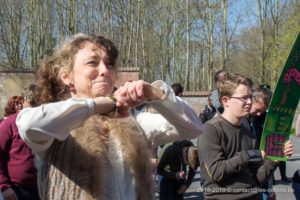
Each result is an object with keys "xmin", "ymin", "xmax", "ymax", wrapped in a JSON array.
[
  {"xmin": 35, "ymin": 33, "xmax": 118, "ymax": 104},
  {"xmin": 4, "ymin": 96, "xmax": 24, "ymax": 117}
]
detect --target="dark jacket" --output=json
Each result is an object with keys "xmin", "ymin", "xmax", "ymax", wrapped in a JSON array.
[
  {"xmin": 199, "ymin": 105, "xmax": 217, "ymax": 123},
  {"xmin": 248, "ymin": 112, "xmax": 267, "ymax": 148},
  {"xmin": 197, "ymin": 116, "xmax": 278, "ymax": 200},
  {"xmin": 157, "ymin": 141, "xmax": 195, "ymax": 188}
]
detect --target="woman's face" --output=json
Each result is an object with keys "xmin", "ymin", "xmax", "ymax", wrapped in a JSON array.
[
  {"xmin": 68, "ymin": 42, "xmax": 117, "ymax": 98},
  {"xmin": 14, "ymin": 101, "xmax": 23, "ymax": 112}
]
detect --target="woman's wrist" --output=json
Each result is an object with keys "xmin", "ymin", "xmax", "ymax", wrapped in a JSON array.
[
  {"xmin": 93, "ymin": 96, "xmax": 117, "ymax": 116},
  {"xmin": 103, "ymin": 96, "xmax": 117, "ymax": 117}
]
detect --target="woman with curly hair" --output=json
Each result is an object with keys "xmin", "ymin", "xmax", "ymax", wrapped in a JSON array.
[
  {"xmin": 3, "ymin": 96, "xmax": 24, "ymax": 118},
  {"xmin": 0, "ymin": 85, "xmax": 39, "ymax": 200},
  {"xmin": 16, "ymin": 33, "xmax": 202, "ymax": 200}
]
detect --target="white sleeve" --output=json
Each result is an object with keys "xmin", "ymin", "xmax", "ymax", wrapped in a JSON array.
[
  {"xmin": 135, "ymin": 80, "xmax": 202, "ymax": 146},
  {"xmin": 16, "ymin": 98, "xmax": 95, "ymax": 154}
]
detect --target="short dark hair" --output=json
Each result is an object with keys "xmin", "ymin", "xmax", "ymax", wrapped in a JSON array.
[
  {"xmin": 22, "ymin": 84, "xmax": 37, "ymax": 107},
  {"xmin": 214, "ymin": 70, "xmax": 228, "ymax": 83},
  {"xmin": 171, "ymin": 83, "xmax": 184, "ymax": 96},
  {"xmin": 252, "ymin": 86, "xmax": 273, "ymax": 107}
]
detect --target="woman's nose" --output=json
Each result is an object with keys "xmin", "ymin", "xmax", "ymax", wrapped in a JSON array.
[{"xmin": 98, "ymin": 61, "xmax": 109, "ymax": 75}]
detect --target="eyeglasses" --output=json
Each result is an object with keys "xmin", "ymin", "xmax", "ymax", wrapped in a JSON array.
[
  {"xmin": 259, "ymin": 84, "xmax": 271, "ymax": 89},
  {"xmin": 230, "ymin": 95, "xmax": 252, "ymax": 103}
]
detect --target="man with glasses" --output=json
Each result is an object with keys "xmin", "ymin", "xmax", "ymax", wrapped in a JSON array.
[{"xmin": 197, "ymin": 73, "xmax": 293, "ymax": 200}]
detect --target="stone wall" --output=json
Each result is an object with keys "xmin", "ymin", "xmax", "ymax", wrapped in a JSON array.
[
  {"xmin": 115, "ymin": 68, "xmax": 139, "ymax": 87},
  {"xmin": 0, "ymin": 72, "xmax": 36, "ymax": 118},
  {"xmin": 182, "ymin": 92, "xmax": 209, "ymax": 115}
]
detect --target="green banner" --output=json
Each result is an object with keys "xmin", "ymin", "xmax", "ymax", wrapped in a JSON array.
[{"xmin": 260, "ymin": 32, "xmax": 300, "ymax": 161}]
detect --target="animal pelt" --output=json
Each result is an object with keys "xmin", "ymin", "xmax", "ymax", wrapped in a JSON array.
[{"xmin": 38, "ymin": 115, "xmax": 154, "ymax": 200}]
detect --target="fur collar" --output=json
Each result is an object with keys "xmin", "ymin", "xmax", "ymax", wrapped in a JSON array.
[{"xmin": 38, "ymin": 115, "xmax": 153, "ymax": 200}]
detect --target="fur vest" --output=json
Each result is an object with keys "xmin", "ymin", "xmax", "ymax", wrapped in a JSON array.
[{"xmin": 38, "ymin": 115, "xmax": 153, "ymax": 200}]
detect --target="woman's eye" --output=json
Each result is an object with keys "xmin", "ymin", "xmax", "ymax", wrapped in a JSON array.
[
  {"xmin": 87, "ymin": 61, "xmax": 98, "ymax": 66},
  {"xmin": 107, "ymin": 64, "xmax": 115, "ymax": 70}
]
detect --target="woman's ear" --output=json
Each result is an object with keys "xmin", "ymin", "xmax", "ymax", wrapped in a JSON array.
[
  {"xmin": 60, "ymin": 71, "xmax": 76, "ymax": 93},
  {"xmin": 60, "ymin": 71, "xmax": 71, "ymax": 86}
]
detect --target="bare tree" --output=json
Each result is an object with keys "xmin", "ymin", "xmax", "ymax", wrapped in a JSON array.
[
  {"xmin": 221, "ymin": 0, "xmax": 227, "ymax": 69},
  {"xmin": 0, "ymin": 0, "xmax": 26, "ymax": 68},
  {"xmin": 257, "ymin": 0, "xmax": 269, "ymax": 83},
  {"xmin": 184, "ymin": 0, "xmax": 190, "ymax": 91}
]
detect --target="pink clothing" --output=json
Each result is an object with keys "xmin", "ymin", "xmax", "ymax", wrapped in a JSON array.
[{"xmin": 0, "ymin": 113, "xmax": 37, "ymax": 192}]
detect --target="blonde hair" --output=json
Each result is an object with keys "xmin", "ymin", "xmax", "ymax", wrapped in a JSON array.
[
  {"xmin": 187, "ymin": 146, "xmax": 200, "ymax": 171},
  {"xmin": 218, "ymin": 73, "xmax": 252, "ymax": 99}
]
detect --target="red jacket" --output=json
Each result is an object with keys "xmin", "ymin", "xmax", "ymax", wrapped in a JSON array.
[{"xmin": 0, "ymin": 113, "xmax": 37, "ymax": 192}]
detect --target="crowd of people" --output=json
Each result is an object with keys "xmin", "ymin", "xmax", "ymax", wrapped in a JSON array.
[{"xmin": 0, "ymin": 33, "xmax": 298, "ymax": 200}]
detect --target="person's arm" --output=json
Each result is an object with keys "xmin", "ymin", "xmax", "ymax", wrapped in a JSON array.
[
  {"xmin": 183, "ymin": 166, "xmax": 196, "ymax": 188},
  {"xmin": 16, "ymin": 97, "xmax": 114, "ymax": 155},
  {"xmin": 135, "ymin": 112, "xmax": 189, "ymax": 146},
  {"xmin": 197, "ymin": 123, "xmax": 250, "ymax": 183},
  {"xmin": 0, "ymin": 121, "xmax": 17, "ymax": 200},
  {"xmin": 254, "ymin": 160, "xmax": 278, "ymax": 185},
  {"xmin": 148, "ymin": 80, "xmax": 202, "ymax": 137},
  {"xmin": 256, "ymin": 140, "xmax": 293, "ymax": 185},
  {"xmin": 177, "ymin": 165, "xmax": 196, "ymax": 194},
  {"xmin": 134, "ymin": 80, "xmax": 202, "ymax": 146}
]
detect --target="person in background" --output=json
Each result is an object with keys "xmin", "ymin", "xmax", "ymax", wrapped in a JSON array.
[
  {"xmin": 155, "ymin": 82, "xmax": 186, "ymax": 193},
  {"xmin": 16, "ymin": 33, "xmax": 202, "ymax": 200},
  {"xmin": 292, "ymin": 169, "xmax": 300, "ymax": 200},
  {"xmin": 197, "ymin": 73, "xmax": 293, "ymax": 200},
  {"xmin": 171, "ymin": 83, "xmax": 184, "ymax": 97},
  {"xmin": 157, "ymin": 140, "xmax": 199, "ymax": 200},
  {"xmin": 3, "ymin": 96, "xmax": 24, "ymax": 119},
  {"xmin": 0, "ymin": 84, "xmax": 39, "ymax": 200},
  {"xmin": 210, "ymin": 70, "xmax": 228, "ymax": 114},
  {"xmin": 250, "ymin": 84, "xmax": 290, "ymax": 183},
  {"xmin": 199, "ymin": 91, "xmax": 217, "ymax": 123},
  {"xmin": 292, "ymin": 114, "xmax": 300, "ymax": 200},
  {"xmin": 247, "ymin": 84, "xmax": 277, "ymax": 199},
  {"xmin": 248, "ymin": 85, "xmax": 273, "ymax": 148}
]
